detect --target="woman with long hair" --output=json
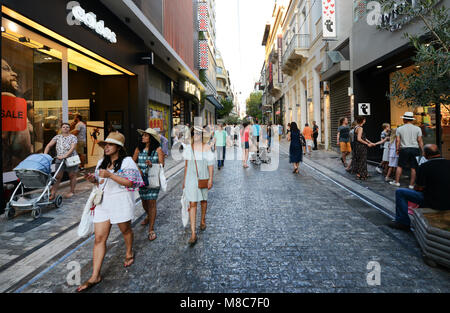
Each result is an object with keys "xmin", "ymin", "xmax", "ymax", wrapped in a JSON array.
[
  {"xmin": 182, "ymin": 126, "xmax": 215, "ymax": 245},
  {"xmin": 287, "ymin": 122, "xmax": 303, "ymax": 174},
  {"xmin": 77, "ymin": 132, "xmax": 143, "ymax": 292},
  {"xmin": 133, "ymin": 128, "xmax": 165, "ymax": 241},
  {"xmin": 351, "ymin": 117, "xmax": 375, "ymax": 180},
  {"xmin": 241, "ymin": 122, "xmax": 250, "ymax": 168}
]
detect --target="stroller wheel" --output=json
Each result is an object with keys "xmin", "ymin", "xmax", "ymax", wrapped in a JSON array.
[
  {"xmin": 31, "ymin": 207, "xmax": 42, "ymax": 219},
  {"xmin": 54, "ymin": 195, "xmax": 63, "ymax": 208},
  {"xmin": 6, "ymin": 206, "xmax": 15, "ymax": 220}
]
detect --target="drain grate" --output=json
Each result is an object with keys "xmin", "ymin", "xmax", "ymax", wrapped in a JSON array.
[{"xmin": 7, "ymin": 217, "xmax": 54, "ymax": 233}]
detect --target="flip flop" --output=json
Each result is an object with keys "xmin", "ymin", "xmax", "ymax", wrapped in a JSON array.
[
  {"xmin": 140, "ymin": 217, "xmax": 149, "ymax": 226},
  {"xmin": 76, "ymin": 278, "xmax": 102, "ymax": 293},
  {"xmin": 148, "ymin": 231, "xmax": 157, "ymax": 241},
  {"xmin": 124, "ymin": 252, "xmax": 135, "ymax": 268}
]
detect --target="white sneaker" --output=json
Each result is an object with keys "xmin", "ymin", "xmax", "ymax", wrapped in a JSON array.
[
  {"xmin": 376, "ymin": 167, "xmax": 383, "ymax": 174},
  {"xmin": 385, "ymin": 177, "xmax": 390, "ymax": 182},
  {"xmin": 409, "ymin": 185, "xmax": 415, "ymax": 190},
  {"xmin": 389, "ymin": 181, "xmax": 400, "ymax": 187}
]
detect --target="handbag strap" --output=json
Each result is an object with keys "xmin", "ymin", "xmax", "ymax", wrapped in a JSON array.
[{"xmin": 192, "ymin": 149, "xmax": 200, "ymax": 180}]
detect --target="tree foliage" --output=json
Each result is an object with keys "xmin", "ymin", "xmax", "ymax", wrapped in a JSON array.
[
  {"xmin": 218, "ymin": 98, "xmax": 234, "ymax": 119},
  {"xmin": 378, "ymin": 0, "xmax": 449, "ymax": 111},
  {"xmin": 246, "ymin": 91, "xmax": 263, "ymax": 121}
]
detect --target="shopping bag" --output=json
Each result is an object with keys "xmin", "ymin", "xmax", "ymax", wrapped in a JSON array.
[
  {"xmin": 181, "ymin": 189, "xmax": 189, "ymax": 228},
  {"xmin": 77, "ymin": 187, "xmax": 97, "ymax": 237},
  {"xmin": 159, "ymin": 164, "xmax": 167, "ymax": 192}
]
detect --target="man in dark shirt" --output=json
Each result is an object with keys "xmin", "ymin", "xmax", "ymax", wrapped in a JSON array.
[
  {"xmin": 312, "ymin": 121, "xmax": 319, "ymax": 150},
  {"xmin": 388, "ymin": 144, "xmax": 450, "ymax": 231}
]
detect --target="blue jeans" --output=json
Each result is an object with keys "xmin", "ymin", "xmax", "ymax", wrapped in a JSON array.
[
  {"xmin": 217, "ymin": 146, "xmax": 226, "ymax": 167},
  {"xmin": 395, "ymin": 188, "xmax": 424, "ymax": 226}
]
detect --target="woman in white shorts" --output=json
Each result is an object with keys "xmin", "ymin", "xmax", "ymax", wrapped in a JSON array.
[{"xmin": 77, "ymin": 132, "xmax": 143, "ymax": 292}]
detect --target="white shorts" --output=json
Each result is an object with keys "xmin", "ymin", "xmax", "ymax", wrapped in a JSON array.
[
  {"xmin": 93, "ymin": 191, "xmax": 136, "ymax": 224},
  {"xmin": 306, "ymin": 139, "xmax": 313, "ymax": 147},
  {"xmin": 382, "ymin": 148, "xmax": 390, "ymax": 162}
]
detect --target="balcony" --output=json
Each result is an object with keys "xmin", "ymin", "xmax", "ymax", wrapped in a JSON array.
[
  {"xmin": 282, "ymin": 34, "xmax": 310, "ymax": 76},
  {"xmin": 269, "ymin": 80, "xmax": 282, "ymax": 97}
]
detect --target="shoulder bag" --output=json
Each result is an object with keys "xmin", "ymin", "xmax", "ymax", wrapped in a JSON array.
[
  {"xmin": 299, "ymin": 132, "xmax": 306, "ymax": 147},
  {"xmin": 146, "ymin": 150, "xmax": 161, "ymax": 189},
  {"xmin": 65, "ymin": 154, "xmax": 81, "ymax": 167},
  {"xmin": 193, "ymin": 150, "xmax": 209, "ymax": 189}
]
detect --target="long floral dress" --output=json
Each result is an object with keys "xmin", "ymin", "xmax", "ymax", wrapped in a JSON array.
[{"xmin": 351, "ymin": 126, "xmax": 368, "ymax": 179}]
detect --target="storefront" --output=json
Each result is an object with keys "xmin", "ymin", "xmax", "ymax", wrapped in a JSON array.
[
  {"xmin": 353, "ymin": 46, "xmax": 450, "ymax": 160},
  {"xmin": 172, "ymin": 79, "xmax": 201, "ymax": 127},
  {"xmin": 1, "ymin": 0, "xmax": 151, "ymax": 210}
]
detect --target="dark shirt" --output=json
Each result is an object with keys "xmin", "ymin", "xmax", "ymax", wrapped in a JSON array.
[
  {"xmin": 416, "ymin": 158, "xmax": 450, "ymax": 211},
  {"xmin": 313, "ymin": 125, "xmax": 319, "ymax": 137},
  {"xmin": 338, "ymin": 125, "xmax": 350, "ymax": 143}
]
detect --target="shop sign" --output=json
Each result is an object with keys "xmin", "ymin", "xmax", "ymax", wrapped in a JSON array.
[
  {"xmin": 68, "ymin": 2, "xmax": 117, "ymax": 44},
  {"xmin": 277, "ymin": 35, "xmax": 283, "ymax": 84},
  {"xmin": 2, "ymin": 95, "xmax": 27, "ymax": 131},
  {"xmin": 358, "ymin": 103, "xmax": 371, "ymax": 116},
  {"xmin": 198, "ymin": 2, "xmax": 209, "ymax": 32},
  {"xmin": 199, "ymin": 40, "xmax": 209, "ymax": 69},
  {"xmin": 180, "ymin": 80, "xmax": 201, "ymax": 101},
  {"xmin": 322, "ymin": 0, "xmax": 337, "ymax": 39}
]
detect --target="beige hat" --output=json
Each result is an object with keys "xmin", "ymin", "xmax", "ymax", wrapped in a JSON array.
[
  {"xmin": 98, "ymin": 131, "xmax": 125, "ymax": 148},
  {"xmin": 137, "ymin": 128, "xmax": 161, "ymax": 143}
]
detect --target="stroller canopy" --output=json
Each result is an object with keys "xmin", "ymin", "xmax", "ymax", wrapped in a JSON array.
[{"xmin": 14, "ymin": 154, "xmax": 53, "ymax": 175}]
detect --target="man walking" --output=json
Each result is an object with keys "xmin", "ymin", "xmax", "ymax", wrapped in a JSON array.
[
  {"xmin": 214, "ymin": 124, "xmax": 227, "ymax": 170},
  {"xmin": 302, "ymin": 123, "xmax": 314, "ymax": 156},
  {"xmin": 390, "ymin": 112, "xmax": 424, "ymax": 189},
  {"xmin": 312, "ymin": 121, "xmax": 319, "ymax": 150},
  {"xmin": 388, "ymin": 144, "xmax": 450, "ymax": 231}
]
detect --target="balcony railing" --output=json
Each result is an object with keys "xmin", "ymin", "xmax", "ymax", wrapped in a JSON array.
[{"xmin": 282, "ymin": 34, "xmax": 310, "ymax": 66}]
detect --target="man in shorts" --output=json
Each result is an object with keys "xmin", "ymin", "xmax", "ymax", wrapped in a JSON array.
[{"xmin": 390, "ymin": 112, "xmax": 423, "ymax": 189}]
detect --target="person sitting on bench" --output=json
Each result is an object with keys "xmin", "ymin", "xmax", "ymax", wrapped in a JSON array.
[{"xmin": 388, "ymin": 144, "xmax": 450, "ymax": 231}]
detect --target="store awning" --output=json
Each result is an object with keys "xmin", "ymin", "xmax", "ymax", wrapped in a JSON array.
[{"xmin": 206, "ymin": 95, "xmax": 223, "ymax": 110}]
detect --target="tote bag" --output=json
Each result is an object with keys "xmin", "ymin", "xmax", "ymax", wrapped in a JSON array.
[{"xmin": 78, "ymin": 187, "xmax": 97, "ymax": 237}]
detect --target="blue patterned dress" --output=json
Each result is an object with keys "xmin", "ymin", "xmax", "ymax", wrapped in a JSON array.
[{"xmin": 138, "ymin": 149, "xmax": 160, "ymax": 200}]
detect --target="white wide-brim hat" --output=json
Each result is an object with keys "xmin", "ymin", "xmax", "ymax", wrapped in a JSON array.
[
  {"xmin": 137, "ymin": 128, "xmax": 161, "ymax": 143},
  {"xmin": 401, "ymin": 112, "xmax": 415, "ymax": 120}
]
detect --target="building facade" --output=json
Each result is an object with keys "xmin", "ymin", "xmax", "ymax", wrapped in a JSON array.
[{"xmin": 0, "ymin": 0, "xmax": 207, "ymax": 210}]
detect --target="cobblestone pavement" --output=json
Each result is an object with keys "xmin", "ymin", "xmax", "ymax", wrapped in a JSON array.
[
  {"xmin": 16, "ymin": 143, "xmax": 450, "ymax": 293},
  {"xmin": 0, "ymin": 156, "xmax": 181, "ymax": 281}
]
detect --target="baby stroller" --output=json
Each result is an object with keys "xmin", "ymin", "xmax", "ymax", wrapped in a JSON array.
[
  {"xmin": 5, "ymin": 154, "xmax": 64, "ymax": 220},
  {"xmin": 250, "ymin": 145, "xmax": 271, "ymax": 166}
]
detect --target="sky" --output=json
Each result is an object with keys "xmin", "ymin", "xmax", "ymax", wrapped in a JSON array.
[{"xmin": 216, "ymin": 0, "xmax": 276, "ymax": 114}]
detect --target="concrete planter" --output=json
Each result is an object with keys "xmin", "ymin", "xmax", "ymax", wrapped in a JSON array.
[{"xmin": 412, "ymin": 208, "xmax": 450, "ymax": 268}]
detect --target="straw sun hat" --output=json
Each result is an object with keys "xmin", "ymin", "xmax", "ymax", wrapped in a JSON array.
[
  {"xmin": 137, "ymin": 128, "xmax": 161, "ymax": 143},
  {"xmin": 98, "ymin": 131, "xmax": 125, "ymax": 148}
]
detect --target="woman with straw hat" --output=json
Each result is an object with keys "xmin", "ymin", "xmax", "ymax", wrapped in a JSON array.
[
  {"xmin": 133, "ymin": 128, "xmax": 165, "ymax": 241},
  {"xmin": 77, "ymin": 132, "xmax": 144, "ymax": 292},
  {"xmin": 182, "ymin": 126, "xmax": 215, "ymax": 245}
]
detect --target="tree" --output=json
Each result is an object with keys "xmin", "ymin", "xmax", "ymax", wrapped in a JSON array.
[
  {"xmin": 378, "ymin": 0, "xmax": 449, "ymax": 111},
  {"xmin": 217, "ymin": 98, "xmax": 234, "ymax": 119},
  {"xmin": 246, "ymin": 91, "xmax": 263, "ymax": 121}
]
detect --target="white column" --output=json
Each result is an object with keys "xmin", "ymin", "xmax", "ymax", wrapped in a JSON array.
[{"xmin": 62, "ymin": 49, "xmax": 69, "ymax": 123}]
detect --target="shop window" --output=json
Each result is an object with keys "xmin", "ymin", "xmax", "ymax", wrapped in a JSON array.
[
  {"xmin": 390, "ymin": 65, "xmax": 437, "ymax": 146},
  {"xmin": 148, "ymin": 102, "xmax": 170, "ymax": 140},
  {"xmin": 2, "ymin": 20, "xmax": 62, "ymax": 172}
]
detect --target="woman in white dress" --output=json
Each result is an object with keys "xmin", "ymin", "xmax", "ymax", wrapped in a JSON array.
[
  {"xmin": 77, "ymin": 132, "xmax": 143, "ymax": 292},
  {"xmin": 182, "ymin": 126, "xmax": 215, "ymax": 245}
]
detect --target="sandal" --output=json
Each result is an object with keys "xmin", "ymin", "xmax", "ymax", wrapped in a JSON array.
[
  {"xmin": 124, "ymin": 252, "xmax": 135, "ymax": 268},
  {"xmin": 188, "ymin": 236, "xmax": 197, "ymax": 245},
  {"xmin": 76, "ymin": 278, "xmax": 102, "ymax": 292},
  {"xmin": 148, "ymin": 231, "xmax": 157, "ymax": 241},
  {"xmin": 140, "ymin": 217, "xmax": 149, "ymax": 226}
]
